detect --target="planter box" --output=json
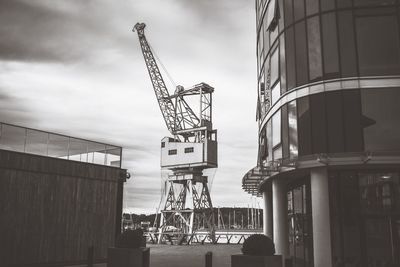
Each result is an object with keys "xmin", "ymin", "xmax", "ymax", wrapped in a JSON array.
[
  {"xmin": 107, "ymin": 247, "xmax": 150, "ymax": 267},
  {"xmin": 231, "ymin": 254, "xmax": 282, "ymax": 267}
]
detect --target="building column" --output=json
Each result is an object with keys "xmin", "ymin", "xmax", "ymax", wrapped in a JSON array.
[
  {"xmin": 311, "ymin": 167, "xmax": 333, "ymax": 267},
  {"xmin": 262, "ymin": 187, "xmax": 273, "ymax": 238},
  {"xmin": 272, "ymin": 178, "xmax": 289, "ymax": 259}
]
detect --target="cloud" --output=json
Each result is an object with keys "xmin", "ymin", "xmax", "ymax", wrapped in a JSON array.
[{"xmin": 0, "ymin": 0, "xmax": 259, "ymax": 214}]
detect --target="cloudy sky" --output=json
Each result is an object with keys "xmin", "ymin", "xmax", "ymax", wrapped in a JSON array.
[{"xmin": 0, "ymin": 0, "xmax": 259, "ymax": 214}]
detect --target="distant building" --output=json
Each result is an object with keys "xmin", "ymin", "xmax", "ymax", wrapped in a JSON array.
[
  {"xmin": 0, "ymin": 122, "xmax": 127, "ymax": 266},
  {"xmin": 243, "ymin": 0, "xmax": 400, "ymax": 266}
]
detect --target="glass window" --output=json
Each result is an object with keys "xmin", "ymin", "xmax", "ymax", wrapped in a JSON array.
[
  {"xmin": 343, "ymin": 90, "xmax": 363, "ymax": 152},
  {"xmin": 297, "ymin": 96, "xmax": 312, "ymax": 156},
  {"xmin": 271, "ymin": 47, "xmax": 280, "ymax": 84},
  {"xmin": 282, "ymin": 104, "xmax": 289, "ymax": 159},
  {"xmin": 337, "ymin": 0, "xmax": 352, "ymax": 8},
  {"xmin": 106, "ymin": 146, "xmax": 121, "ymax": 167},
  {"xmin": 266, "ymin": 0, "xmax": 279, "ymax": 31},
  {"xmin": 260, "ymin": 127, "xmax": 268, "ymax": 162},
  {"xmin": 293, "ymin": 0, "xmax": 305, "ymax": 22},
  {"xmin": 260, "ymin": 24, "xmax": 265, "ymax": 64},
  {"xmin": 320, "ymin": 0, "xmax": 335, "ymax": 11},
  {"xmin": 272, "ymin": 109, "xmax": 281, "ymax": 147},
  {"xmin": 322, "ymin": 13, "xmax": 340, "ymax": 78},
  {"xmin": 87, "ymin": 141, "xmax": 106, "ymax": 165},
  {"xmin": 69, "ymin": 138, "xmax": 88, "ymax": 162},
  {"xmin": 288, "ymin": 100, "xmax": 298, "ymax": 158},
  {"xmin": 184, "ymin": 147, "xmax": 194, "ymax": 153},
  {"xmin": 270, "ymin": 23, "xmax": 279, "ymax": 45},
  {"xmin": 273, "ymin": 146, "xmax": 282, "ymax": 160},
  {"xmin": 287, "ymin": 182, "xmax": 313, "ymax": 267},
  {"xmin": 25, "ymin": 129, "xmax": 48, "ymax": 156},
  {"xmin": 48, "ymin": 134, "xmax": 69, "ymax": 158},
  {"xmin": 310, "ymin": 93, "xmax": 327, "ymax": 153},
  {"xmin": 354, "ymin": 0, "xmax": 396, "ymax": 6},
  {"xmin": 286, "ymin": 27, "xmax": 296, "ymax": 90},
  {"xmin": 306, "ymin": 0, "xmax": 319, "ymax": 16},
  {"xmin": 280, "ymin": 34, "xmax": 287, "ymax": 94},
  {"xmin": 361, "ymin": 88, "xmax": 400, "ymax": 151},
  {"xmin": 271, "ymin": 81, "xmax": 281, "ymax": 105},
  {"xmin": 264, "ymin": 15, "xmax": 270, "ymax": 52},
  {"xmin": 326, "ymin": 91, "xmax": 345, "ymax": 153},
  {"xmin": 267, "ymin": 119, "xmax": 273, "ymax": 162},
  {"xmin": 356, "ymin": 15, "xmax": 400, "ymax": 76},
  {"xmin": 295, "ymin": 21, "xmax": 308, "ymax": 86},
  {"xmin": 338, "ymin": 11, "xmax": 358, "ymax": 77},
  {"xmin": 0, "ymin": 124, "xmax": 26, "ymax": 152},
  {"xmin": 329, "ymin": 171, "xmax": 362, "ymax": 266},
  {"xmin": 307, "ymin": 16, "xmax": 323, "ymax": 82},
  {"xmin": 285, "ymin": 0, "xmax": 294, "ymax": 26}
]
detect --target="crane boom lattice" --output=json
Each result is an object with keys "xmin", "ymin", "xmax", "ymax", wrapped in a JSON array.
[{"xmin": 133, "ymin": 22, "xmax": 218, "ymax": 245}]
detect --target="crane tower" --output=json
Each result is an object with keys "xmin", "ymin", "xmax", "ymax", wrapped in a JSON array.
[{"xmin": 133, "ymin": 23, "xmax": 217, "ymax": 244}]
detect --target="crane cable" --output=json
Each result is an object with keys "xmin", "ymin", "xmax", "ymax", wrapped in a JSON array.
[{"xmin": 148, "ymin": 42, "xmax": 177, "ymax": 89}]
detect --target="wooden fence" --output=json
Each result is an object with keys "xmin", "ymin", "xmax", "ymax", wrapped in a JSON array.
[{"xmin": 0, "ymin": 149, "xmax": 125, "ymax": 266}]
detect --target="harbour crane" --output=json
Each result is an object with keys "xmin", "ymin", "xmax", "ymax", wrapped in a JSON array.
[{"xmin": 133, "ymin": 23, "xmax": 217, "ymax": 244}]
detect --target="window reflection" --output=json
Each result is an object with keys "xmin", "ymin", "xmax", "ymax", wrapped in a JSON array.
[
  {"xmin": 286, "ymin": 27, "xmax": 296, "ymax": 90},
  {"xmin": 306, "ymin": 0, "xmax": 319, "ymax": 16},
  {"xmin": 270, "ymin": 47, "xmax": 279, "ymax": 85},
  {"xmin": 361, "ymin": 88, "xmax": 400, "ymax": 152},
  {"xmin": 293, "ymin": 0, "xmax": 305, "ymax": 21},
  {"xmin": 322, "ymin": 13, "xmax": 339, "ymax": 78},
  {"xmin": 339, "ymin": 11, "xmax": 358, "ymax": 77},
  {"xmin": 295, "ymin": 21, "xmax": 308, "ymax": 86},
  {"xmin": 356, "ymin": 14, "xmax": 400, "ymax": 76},
  {"xmin": 267, "ymin": 119, "xmax": 273, "ymax": 162},
  {"xmin": 326, "ymin": 91, "xmax": 345, "ymax": 153},
  {"xmin": 0, "ymin": 124, "xmax": 26, "ymax": 152},
  {"xmin": 0, "ymin": 123, "xmax": 121, "ymax": 167},
  {"xmin": 282, "ymin": 104, "xmax": 289, "ymax": 159},
  {"xmin": 48, "ymin": 134, "xmax": 69, "ymax": 158},
  {"xmin": 310, "ymin": 93, "xmax": 327, "ymax": 153},
  {"xmin": 297, "ymin": 97, "xmax": 312, "ymax": 156},
  {"xmin": 307, "ymin": 16, "xmax": 322, "ymax": 82},
  {"xmin": 287, "ymin": 182, "xmax": 313, "ymax": 267},
  {"xmin": 271, "ymin": 81, "xmax": 281, "ymax": 105},
  {"xmin": 25, "ymin": 129, "xmax": 48, "ymax": 156},
  {"xmin": 272, "ymin": 109, "xmax": 281, "ymax": 148},
  {"xmin": 288, "ymin": 100, "xmax": 298, "ymax": 158}
]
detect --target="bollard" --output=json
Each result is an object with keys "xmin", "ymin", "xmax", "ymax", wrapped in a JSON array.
[
  {"xmin": 205, "ymin": 251, "xmax": 212, "ymax": 267},
  {"xmin": 87, "ymin": 246, "xmax": 94, "ymax": 267}
]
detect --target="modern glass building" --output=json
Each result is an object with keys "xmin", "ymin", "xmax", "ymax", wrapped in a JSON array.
[{"xmin": 242, "ymin": 0, "xmax": 400, "ymax": 266}]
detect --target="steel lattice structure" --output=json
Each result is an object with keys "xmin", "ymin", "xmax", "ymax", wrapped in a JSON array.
[{"xmin": 133, "ymin": 23, "xmax": 217, "ymax": 244}]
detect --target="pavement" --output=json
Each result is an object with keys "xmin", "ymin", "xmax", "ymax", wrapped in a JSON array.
[{"xmin": 67, "ymin": 244, "xmax": 242, "ymax": 267}]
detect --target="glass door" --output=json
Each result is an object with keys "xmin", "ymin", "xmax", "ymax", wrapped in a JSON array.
[
  {"xmin": 359, "ymin": 172, "xmax": 400, "ymax": 266},
  {"xmin": 287, "ymin": 180, "xmax": 313, "ymax": 267}
]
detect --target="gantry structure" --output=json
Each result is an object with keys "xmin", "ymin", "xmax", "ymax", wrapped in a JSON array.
[{"xmin": 133, "ymin": 23, "xmax": 217, "ymax": 244}]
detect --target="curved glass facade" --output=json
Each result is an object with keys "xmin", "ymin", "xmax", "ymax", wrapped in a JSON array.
[
  {"xmin": 252, "ymin": 1, "xmax": 400, "ymax": 266},
  {"xmin": 256, "ymin": 0, "xmax": 400, "ymax": 164},
  {"xmin": 259, "ymin": 88, "xmax": 400, "ymax": 163}
]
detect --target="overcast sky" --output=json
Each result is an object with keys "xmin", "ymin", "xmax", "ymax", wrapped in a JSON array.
[{"xmin": 0, "ymin": 0, "xmax": 259, "ymax": 214}]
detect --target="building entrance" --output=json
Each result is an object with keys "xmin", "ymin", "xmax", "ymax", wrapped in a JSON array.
[
  {"xmin": 359, "ymin": 172, "xmax": 400, "ymax": 266},
  {"xmin": 287, "ymin": 179, "xmax": 313, "ymax": 267},
  {"xmin": 363, "ymin": 216, "xmax": 400, "ymax": 266},
  {"xmin": 329, "ymin": 171, "xmax": 400, "ymax": 267}
]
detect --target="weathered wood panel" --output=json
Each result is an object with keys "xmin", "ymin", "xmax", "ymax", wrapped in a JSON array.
[{"xmin": 0, "ymin": 149, "xmax": 125, "ymax": 266}]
